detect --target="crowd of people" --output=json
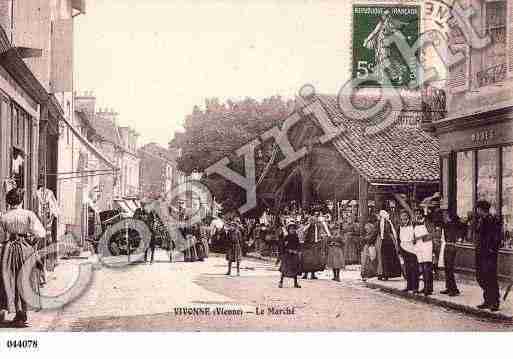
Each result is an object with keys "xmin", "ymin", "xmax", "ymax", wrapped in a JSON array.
[
  {"xmin": 211, "ymin": 198, "xmax": 503, "ymax": 311},
  {"xmin": 133, "ymin": 203, "xmax": 210, "ymax": 264},
  {"xmin": 0, "ymin": 187, "xmax": 504, "ymax": 328}
]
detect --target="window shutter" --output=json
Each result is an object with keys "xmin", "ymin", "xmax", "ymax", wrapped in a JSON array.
[{"xmin": 448, "ymin": 44, "xmax": 470, "ymax": 93}]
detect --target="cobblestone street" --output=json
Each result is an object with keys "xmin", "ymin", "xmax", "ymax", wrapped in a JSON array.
[{"xmin": 2, "ymin": 252, "xmax": 510, "ymax": 332}]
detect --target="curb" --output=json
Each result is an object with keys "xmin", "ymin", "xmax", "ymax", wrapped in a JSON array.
[
  {"xmin": 365, "ymin": 281, "xmax": 513, "ymax": 323},
  {"xmin": 245, "ymin": 253, "xmax": 276, "ymax": 263}
]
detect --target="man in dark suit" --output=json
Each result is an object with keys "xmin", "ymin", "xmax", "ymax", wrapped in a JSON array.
[
  {"xmin": 440, "ymin": 211, "xmax": 461, "ymax": 297},
  {"xmin": 474, "ymin": 200, "xmax": 501, "ymax": 311}
]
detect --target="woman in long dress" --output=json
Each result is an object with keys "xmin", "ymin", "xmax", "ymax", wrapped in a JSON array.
[
  {"xmin": 343, "ymin": 220, "xmax": 360, "ymax": 265},
  {"xmin": 278, "ymin": 224, "xmax": 302, "ymax": 288},
  {"xmin": 377, "ymin": 210, "xmax": 402, "ymax": 280},
  {"xmin": 301, "ymin": 214, "xmax": 329, "ymax": 280},
  {"xmin": 327, "ymin": 222, "xmax": 345, "ymax": 282},
  {"xmin": 361, "ymin": 222, "xmax": 378, "ymax": 281},
  {"xmin": 0, "ymin": 188, "xmax": 46, "ymax": 327}
]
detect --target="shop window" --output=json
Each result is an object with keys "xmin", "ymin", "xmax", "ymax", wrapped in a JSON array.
[
  {"xmin": 502, "ymin": 146, "xmax": 513, "ymax": 249},
  {"xmin": 477, "ymin": 148, "xmax": 498, "ymax": 214},
  {"xmin": 456, "ymin": 151, "xmax": 473, "ymax": 221}
]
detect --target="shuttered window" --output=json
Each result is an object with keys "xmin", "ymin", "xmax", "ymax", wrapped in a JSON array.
[
  {"xmin": 477, "ymin": 0, "xmax": 507, "ymax": 87},
  {"xmin": 448, "ymin": 44, "xmax": 470, "ymax": 93}
]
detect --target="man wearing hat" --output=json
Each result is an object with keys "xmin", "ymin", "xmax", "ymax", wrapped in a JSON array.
[{"xmin": 474, "ymin": 200, "xmax": 502, "ymax": 311}]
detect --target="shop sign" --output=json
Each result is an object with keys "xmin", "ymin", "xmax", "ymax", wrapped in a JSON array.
[{"xmin": 471, "ymin": 129, "xmax": 496, "ymax": 144}]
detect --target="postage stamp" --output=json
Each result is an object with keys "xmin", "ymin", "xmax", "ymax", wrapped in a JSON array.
[{"xmin": 352, "ymin": 4, "xmax": 421, "ymax": 87}]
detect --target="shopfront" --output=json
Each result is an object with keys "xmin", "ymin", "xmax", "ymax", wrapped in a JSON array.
[
  {"xmin": 434, "ymin": 104, "xmax": 513, "ymax": 279},
  {"xmin": 0, "ymin": 27, "xmax": 47, "ymax": 212}
]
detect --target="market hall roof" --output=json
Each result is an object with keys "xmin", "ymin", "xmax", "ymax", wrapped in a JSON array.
[{"xmin": 294, "ymin": 91, "xmax": 440, "ymax": 184}]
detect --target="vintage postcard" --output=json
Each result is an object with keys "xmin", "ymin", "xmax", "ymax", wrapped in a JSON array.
[{"xmin": 0, "ymin": 0, "xmax": 512, "ymax": 348}]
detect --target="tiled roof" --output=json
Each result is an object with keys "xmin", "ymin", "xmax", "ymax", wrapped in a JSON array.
[{"xmin": 296, "ymin": 93, "xmax": 440, "ymax": 183}]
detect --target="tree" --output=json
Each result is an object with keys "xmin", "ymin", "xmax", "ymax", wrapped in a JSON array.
[{"xmin": 169, "ymin": 96, "xmax": 296, "ymax": 212}]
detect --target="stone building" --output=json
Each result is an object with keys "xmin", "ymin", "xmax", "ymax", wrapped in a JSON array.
[
  {"xmin": 0, "ymin": 1, "xmax": 87, "ymax": 245},
  {"xmin": 75, "ymin": 94, "xmax": 140, "ymax": 214},
  {"xmin": 138, "ymin": 142, "xmax": 184, "ymax": 200},
  {"xmin": 430, "ymin": 0, "xmax": 513, "ymax": 279}
]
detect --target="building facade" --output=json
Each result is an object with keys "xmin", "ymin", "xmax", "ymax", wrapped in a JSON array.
[
  {"xmin": 138, "ymin": 142, "xmax": 181, "ymax": 200},
  {"xmin": 0, "ymin": 24, "xmax": 45, "ymax": 213},
  {"xmin": 75, "ymin": 94, "xmax": 141, "ymax": 213},
  {"xmin": 431, "ymin": 0, "xmax": 513, "ymax": 278},
  {"xmin": 0, "ymin": 0, "xmax": 87, "ymax": 241}
]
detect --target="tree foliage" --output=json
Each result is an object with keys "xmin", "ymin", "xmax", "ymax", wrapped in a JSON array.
[
  {"xmin": 169, "ymin": 96, "xmax": 296, "ymax": 212},
  {"xmin": 170, "ymin": 96, "xmax": 295, "ymax": 174}
]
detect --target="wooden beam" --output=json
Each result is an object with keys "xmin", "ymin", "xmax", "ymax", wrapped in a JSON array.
[{"xmin": 358, "ymin": 175, "xmax": 369, "ymax": 224}]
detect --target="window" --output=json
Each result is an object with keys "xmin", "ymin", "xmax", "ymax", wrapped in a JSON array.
[
  {"xmin": 503, "ymin": 146, "xmax": 513, "ymax": 249},
  {"xmin": 11, "ymin": 105, "xmax": 25, "ymax": 149},
  {"xmin": 477, "ymin": 148, "xmax": 498, "ymax": 214},
  {"xmin": 9, "ymin": 103, "xmax": 33, "ymax": 208},
  {"xmin": 477, "ymin": 1, "xmax": 507, "ymax": 87},
  {"xmin": 456, "ymin": 151, "xmax": 473, "ymax": 220}
]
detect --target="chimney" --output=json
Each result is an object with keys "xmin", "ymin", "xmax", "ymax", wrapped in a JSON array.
[{"xmin": 75, "ymin": 91, "xmax": 96, "ymax": 115}]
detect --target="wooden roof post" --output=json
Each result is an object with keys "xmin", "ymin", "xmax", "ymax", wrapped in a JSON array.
[
  {"xmin": 300, "ymin": 141, "xmax": 313, "ymax": 211},
  {"xmin": 358, "ymin": 175, "xmax": 368, "ymax": 225}
]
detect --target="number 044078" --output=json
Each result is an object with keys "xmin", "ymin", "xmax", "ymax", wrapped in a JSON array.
[{"xmin": 6, "ymin": 339, "xmax": 38, "ymax": 349}]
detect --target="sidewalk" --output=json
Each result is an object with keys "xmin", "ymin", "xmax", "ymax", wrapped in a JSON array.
[
  {"xmin": 365, "ymin": 275, "xmax": 513, "ymax": 322},
  {"xmin": 0, "ymin": 252, "xmax": 93, "ymax": 332},
  {"xmin": 247, "ymin": 252, "xmax": 513, "ymax": 321}
]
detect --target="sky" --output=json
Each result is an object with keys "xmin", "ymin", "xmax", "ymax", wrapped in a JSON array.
[{"xmin": 73, "ymin": 0, "xmax": 352, "ymax": 147}]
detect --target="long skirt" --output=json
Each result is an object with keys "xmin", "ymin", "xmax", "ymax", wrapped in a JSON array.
[
  {"xmin": 301, "ymin": 241, "xmax": 327, "ymax": 273},
  {"xmin": 226, "ymin": 241, "xmax": 242, "ymax": 262},
  {"xmin": 0, "ymin": 239, "xmax": 39, "ymax": 314},
  {"xmin": 183, "ymin": 237, "xmax": 198, "ymax": 262},
  {"xmin": 200, "ymin": 235, "xmax": 210, "ymax": 258},
  {"xmin": 195, "ymin": 240, "xmax": 207, "ymax": 260},
  {"xmin": 327, "ymin": 245, "xmax": 345, "ymax": 269},
  {"xmin": 381, "ymin": 238, "xmax": 402, "ymax": 278},
  {"xmin": 279, "ymin": 252, "xmax": 302, "ymax": 278},
  {"xmin": 361, "ymin": 244, "xmax": 378, "ymax": 279},
  {"xmin": 344, "ymin": 236, "xmax": 360, "ymax": 264}
]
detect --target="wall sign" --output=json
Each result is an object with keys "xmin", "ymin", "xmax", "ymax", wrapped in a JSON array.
[{"xmin": 471, "ymin": 129, "xmax": 497, "ymax": 144}]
